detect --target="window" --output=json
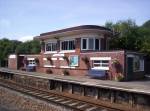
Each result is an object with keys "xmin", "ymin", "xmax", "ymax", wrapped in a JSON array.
[
  {"xmin": 89, "ymin": 38, "xmax": 94, "ymax": 50},
  {"xmin": 133, "ymin": 56, "xmax": 144, "ymax": 72},
  {"xmin": 61, "ymin": 40, "xmax": 75, "ymax": 50},
  {"xmin": 92, "ymin": 60, "xmax": 109, "ymax": 70},
  {"xmin": 95, "ymin": 38, "xmax": 100, "ymax": 50},
  {"xmin": 45, "ymin": 42, "xmax": 57, "ymax": 52},
  {"xmin": 81, "ymin": 38, "xmax": 100, "ymax": 50},
  {"xmin": 82, "ymin": 38, "xmax": 87, "ymax": 50},
  {"xmin": 28, "ymin": 60, "xmax": 36, "ymax": 66}
]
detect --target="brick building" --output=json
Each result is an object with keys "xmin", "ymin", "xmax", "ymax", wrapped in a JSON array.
[{"xmin": 8, "ymin": 25, "xmax": 145, "ymax": 80}]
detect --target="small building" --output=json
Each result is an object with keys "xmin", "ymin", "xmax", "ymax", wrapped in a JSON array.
[{"xmin": 8, "ymin": 25, "xmax": 145, "ymax": 81}]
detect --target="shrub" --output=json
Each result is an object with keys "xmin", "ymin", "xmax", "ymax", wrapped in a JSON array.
[
  {"xmin": 35, "ymin": 57, "xmax": 39, "ymax": 65},
  {"xmin": 47, "ymin": 56, "xmax": 53, "ymax": 65},
  {"xmin": 82, "ymin": 56, "xmax": 90, "ymax": 69},
  {"xmin": 63, "ymin": 56, "xmax": 69, "ymax": 65},
  {"xmin": 46, "ymin": 68, "xmax": 53, "ymax": 74},
  {"xmin": 63, "ymin": 70, "xmax": 70, "ymax": 76},
  {"xmin": 114, "ymin": 73, "xmax": 124, "ymax": 81}
]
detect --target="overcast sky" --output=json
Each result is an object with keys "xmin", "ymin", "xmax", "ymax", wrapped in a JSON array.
[{"xmin": 0, "ymin": 0, "xmax": 150, "ymax": 41}]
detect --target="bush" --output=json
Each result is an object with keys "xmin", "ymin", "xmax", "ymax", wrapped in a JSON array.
[
  {"xmin": 35, "ymin": 57, "xmax": 39, "ymax": 65},
  {"xmin": 82, "ymin": 56, "xmax": 90, "ymax": 69},
  {"xmin": 63, "ymin": 70, "xmax": 70, "ymax": 76},
  {"xmin": 46, "ymin": 68, "xmax": 53, "ymax": 74},
  {"xmin": 114, "ymin": 73, "xmax": 124, "ymax": 81},
  {"xmin": 47, "ymin": 56, "xmax": 53, "ymax": 65}
]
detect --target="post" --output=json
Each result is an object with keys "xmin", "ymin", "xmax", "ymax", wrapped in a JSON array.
[
  {"xmin": 95, "ymin": 88, "xmax": 99, "ymax": 99},
  {"xmin": 111, "ymin": 91, "xmax": 115, "ymax": 103}
]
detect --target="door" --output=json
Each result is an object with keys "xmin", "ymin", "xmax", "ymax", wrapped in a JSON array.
[{"xmin": 127, "ymin": 57, "xmax": 133, "ymax": 80}]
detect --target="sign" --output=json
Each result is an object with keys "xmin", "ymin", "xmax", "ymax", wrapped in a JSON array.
[{"xmin": 70, "ymin": 55, "xmax": 79, "ymax": 67}]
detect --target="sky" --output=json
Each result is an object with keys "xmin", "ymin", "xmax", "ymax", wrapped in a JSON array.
[{"xmin": 0, "ymin": 0, "xmax": 150, "ymax": 42}]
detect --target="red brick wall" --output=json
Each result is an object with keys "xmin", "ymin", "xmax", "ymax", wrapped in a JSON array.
[
  {"xmin": 37, "ymin": 37, "xmax": 125, "ymax": 79},
  {"xmin": 37, "ymin": 50, "xmax": 125, "ymax": 80},
  {"xmin": 8, "ymin": 58, "xmax": 17, "ymax": 70}
]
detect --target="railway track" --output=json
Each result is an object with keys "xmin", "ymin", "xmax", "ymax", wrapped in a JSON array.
[{"xmin": 0, "ymin": 78, "xmax": 122, "ymax": 111}]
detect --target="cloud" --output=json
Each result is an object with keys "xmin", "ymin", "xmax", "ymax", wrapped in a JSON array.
[
  {"xmin": 18, "ymin": 35, "xmax": 34, "ymax": 42},
  {"xmin": 0, "ymin": 19, "xmax": 11, "ymax": 28}
]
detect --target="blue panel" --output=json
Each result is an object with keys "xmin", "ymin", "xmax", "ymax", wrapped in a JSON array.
[{"xmin": 88, "ymin": 69, "xmax": 106, "ymax": 77}]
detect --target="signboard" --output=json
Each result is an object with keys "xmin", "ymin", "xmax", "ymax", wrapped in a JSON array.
[{"xmin": 70, "ymin": 55, "xmax": 79, "ymax": 67}]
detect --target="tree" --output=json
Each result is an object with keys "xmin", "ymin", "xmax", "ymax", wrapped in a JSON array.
[
  {"xmin": 105, "ymin": 19, "xmax": 142, "ymax": 51},
  {"xmin": 0, "ymin": 38, "xmax": 41, "ymax": 67},
  {"xmin": 16, "ymin": 40, "xmax": 41, "ymax": 54},
  {"xmin": 138, "ymin": 20, "xmax": 150, "ymax": 55},
  {"xmin": 0, "ymin": 38, "xmax": 22, "ymax": 67}
]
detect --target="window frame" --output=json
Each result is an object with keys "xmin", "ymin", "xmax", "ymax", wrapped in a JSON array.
[
  {"xmin": 45, "ymin": 41, "xmax": 57, "ymax": 53},
  {"xmin": 28, "ymin": 60, "xmax": 36, "ymax": 66},
  {"xmin": 60, "ymin": 39, "xmax": 75, "ymax": 51},
  {"xmin": 133, "ymin": 56, "xmax": 144, "ymax": 72},
  {"xmin": 92, "ymin": 60, "xmax": 109, "ymax": 70},
  {"xmin": 81, "ymin": 38, "xmax": 101, "ymax": 51}
]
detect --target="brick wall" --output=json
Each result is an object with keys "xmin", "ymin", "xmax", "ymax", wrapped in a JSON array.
[
  {"xmin": 37, "ymin": 50, "xmax": 125, "ymax": 80},
  {"xmin": 8, "ymin": 55, "xmax": 18, "ymax": 70}
]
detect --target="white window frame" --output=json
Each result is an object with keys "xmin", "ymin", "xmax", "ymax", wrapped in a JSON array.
[
  {"xmin": 28, "ymin": 60, "xmax": 36, "ymax": 66},
  {"xmin": 45, "ymin": 42, "xmax": 57, "ymax": 53},
  {"xmin": 81, "ymin": 38, "xmax": 88, "ymax": 50},
  {"xmin": 92, "ymin": 60, "xmax": 109, "ymax": 70},
  {"xmin": 133, "ymin": 56, "xmax": 144, "ymax": 72},
  {"xmin": 140, "ymin": 59, "xmax": 144, "ymax": 71},
  {"xmin": 60, "ymin": 39, "xmax": 75, "ymax": 52},
  {"xmin": 81, "ymin": 38, "xmax": 101, "ymax": 51}
]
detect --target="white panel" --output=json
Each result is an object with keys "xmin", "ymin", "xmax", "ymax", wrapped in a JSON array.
[
  {"xmin": 59, "ymin": 50, "xmax": 75, "ymax": 53},
  {"xmin": 27, "ymin": 58, "xmax": 35, "ymax": 60},
  {"xmin": 51, "ymin": 58, "xmax": 57, "ymax": 60},
  {"xmin": 59, "ymin": 58, "xmax": 64, "ymax": 60},
  {"xmin": 60, "ymin": 66, "xmax": 75, "ymax": 68},
  {"xmin": 9, "ymin": 54, "xmax": 16, "ymax": 59},
  {"xmin": 90, "ymin": 57, "xmax": 111, "ymax": 60},
  {"xmin": 44, "ymin": 65, "xmax": 56, "ymax": 67},
  {"xmin": 43, "ymin": 57, "xmax": 57, "ymax": 60},
  {"xmin": 44, "ymin": 51, "xmax": 57, "ymax": 54},
  {"xmin": 91, "ymin": 67, "xmax": 109, "ymax": 70},
  {"xmin": 53, "ymin": 53, "xmax": 64, "ymax": 57},
  {"xmin": 43, "ymin": 58, "xmax": 47, "ymax": 60}
]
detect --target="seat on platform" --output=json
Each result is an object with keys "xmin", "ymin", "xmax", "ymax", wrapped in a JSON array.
[
  {"xmin": 26, "ymin": 65, "xmax": 36, "ymax": 72},
  {"xmin": 88, "ymin": 69, "xmax": 106, "ymax": 78}
]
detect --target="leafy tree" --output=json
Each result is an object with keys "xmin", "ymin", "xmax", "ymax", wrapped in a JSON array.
[
  {"xmin": 16, "ymin": 40, "xmax": 41, "ymax": 54},
  {"xmin": 105, "ymin": 19, "xmax": 150, "ymax": 54},
  {"xmin": 0, "ymin": 38, "xmax": 40, "ymax": 67},
  {"xmin": 138, "ymin": 20, "xmax": 150, "ymax": 55},
  {"xmin": 0, "ymin": 38, "xmax": 22, "ymax": 66}
]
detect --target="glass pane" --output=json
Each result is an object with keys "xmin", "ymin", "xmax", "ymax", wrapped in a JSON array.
[
  {"xmin": 93, "ymin": 64, "xmax": 101, "ymax": 67},
  {"xmin": 95, "ymin": 39, "xmax": 99, "ymax": 50},
  {"xmin": 94, "ymin": 60, "xmax": 101, "ymax": 63},
  {"xmin": 69, "ymin": 41, "xmax": 72, "ymax": 50},
  {"xmin": 89, "ymin": 38, "xmax": 94, "ymax": 50},
  {"xmin": 102, "ymin": 60, "xmax": 109, "ymax": 63},
  {"xmin": 73, "ymin": 41, "xmax": 75, "ymax": 49},
  {"xmin": 82, "ymin": 39, "xmax": 87, "ymax": 49},
  {"xmin": 102, "ymin": 64, "xmax": 109, "ymax": 67}
]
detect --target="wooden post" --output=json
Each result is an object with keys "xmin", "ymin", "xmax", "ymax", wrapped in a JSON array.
[
  {"xmin": 111, "ymin": 91, "xmax": 115, "ymax": 103},
  {"xmin": 69, "ymin": 84, "xmax": 73, "ymax": 94},
  {"xmin": 81, "ymin": 86, "xmax": 85, "ymax": 96},
  {"xmin": 95, "ymin": 88, "xmax": 99, "ymax": 99},
  {"xmin": 129, "ymin": 94, "xmax": 134, "ymax": 107},
  {"xmin": 60, "ymin": 82, "xmax": 63, "ymax": 92},
  {"xmin": 49, "ymin": 80, "xmax": 51, "ymax": 90}
]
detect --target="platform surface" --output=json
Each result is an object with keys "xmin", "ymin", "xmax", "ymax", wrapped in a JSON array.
[{"xmin": 0, "ymin": 68, "xmax": 150, "ymax": 95}]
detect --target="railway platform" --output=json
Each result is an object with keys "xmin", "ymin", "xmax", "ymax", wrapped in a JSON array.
[{"xmin": 0, "ymin": 67, "xmax": 150, "ymax": 111}]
